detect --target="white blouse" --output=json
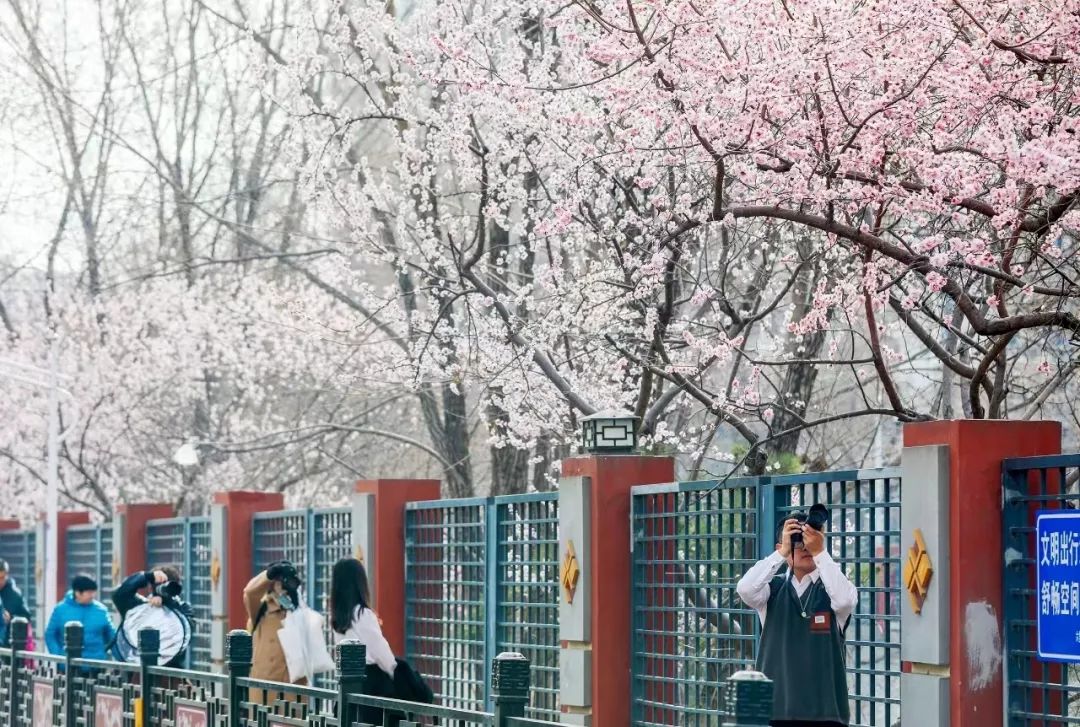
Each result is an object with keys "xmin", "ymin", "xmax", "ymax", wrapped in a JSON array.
[{"xmin": 331, "ymin": 607, "xmax": 397, "ymax": 677}]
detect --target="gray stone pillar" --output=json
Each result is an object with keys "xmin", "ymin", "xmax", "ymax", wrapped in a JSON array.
[{"xmin": 900, "ymin": 444, "xmax": 951, "ymax": 725}]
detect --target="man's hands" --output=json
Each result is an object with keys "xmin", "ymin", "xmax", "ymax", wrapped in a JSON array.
[
  {"xmin": 776, "ymin": 518, "xmax": 827, "ymax": 557},
  {"xmin": 777, "ymin": 519, "xmax": 801, "ymax": 557},
  {"xmin": 802, "ymin": 524, "xmax": 825, "ymax": 556},
  {"xmin": 149, "ymin": 596, "xmax": 163, "ymax": 607}
]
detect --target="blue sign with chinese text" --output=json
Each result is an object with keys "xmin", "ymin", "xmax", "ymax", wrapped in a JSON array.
[{"xmin": 1036, "ymin": 511, "xmax": 1080, "ymax": 662}]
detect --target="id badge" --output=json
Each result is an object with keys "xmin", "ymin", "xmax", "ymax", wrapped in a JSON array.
[{"xmin": 810, "ymin": 611, "xmax": 832, "ymax": 633}]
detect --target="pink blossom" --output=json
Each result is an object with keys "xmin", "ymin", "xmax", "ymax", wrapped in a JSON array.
[{"xmin": 925, "ymin": 272, "xmax": 948, "ymax": 293}]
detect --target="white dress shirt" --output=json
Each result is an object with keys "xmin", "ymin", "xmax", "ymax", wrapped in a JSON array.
[
  {"xmin": 331, "ymin": 607, "xmax": 397, "ymax": 676},
  {"xmin": 736, "ymin": 550, "xmax": 858, "ymax": 629}
]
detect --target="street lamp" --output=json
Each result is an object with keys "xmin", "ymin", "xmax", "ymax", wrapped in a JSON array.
[
  {"xmin": 581, "ymin": 410, "xmax": 639, "ymax": 454},
  {"xmin": 0, "ymin": 340, "xmax": 79, "ymax": 617},
  {"xmin": 172, "ymin": 442, "xmax": 201, "ymax": 467}
]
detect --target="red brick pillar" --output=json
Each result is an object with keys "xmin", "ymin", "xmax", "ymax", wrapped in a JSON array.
[
  {"xmin": 903, "ymin": 420, "xmax": 1061, "ymax": 727},
  {"xmin": 113, "ymin": 503, "xmax": 175, "ymax": 582},
  {"xmin": 211, "ymin": 491, "xmax": 284, "ymax": 632},
  {"xmin": 558, "ymin": 455, "xmax": 675, "ymax": 726},
  {"xmin": 352, "ymin": 479, "xmax": 441, "ymax": 654}
]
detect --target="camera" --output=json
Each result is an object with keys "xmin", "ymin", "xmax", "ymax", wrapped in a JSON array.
[
  {"xmin": 157, "ymin": 580, "xmax": 183, "ymax": 599},
  {"xmin": 789, "ymin": 503, "xmax": 829, "ymax": 548}
]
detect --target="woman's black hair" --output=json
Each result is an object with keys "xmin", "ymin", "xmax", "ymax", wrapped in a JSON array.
[{"xmin": 330, "ymin": 557, "xmax": 372, "ymax": 635}]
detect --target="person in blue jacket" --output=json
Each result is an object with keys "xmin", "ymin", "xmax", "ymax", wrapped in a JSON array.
[{"xmin": 45, "ymin": 574, "xmax": 115, "ymax": 660}]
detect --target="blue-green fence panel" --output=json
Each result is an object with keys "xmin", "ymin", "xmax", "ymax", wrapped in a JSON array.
[
  {"xmin": 404, "ymin": 493, "xmax": 560, "ymax": 718},
  {"xmin": 64, "ymin": 523, "xmax": 114, "ymax": 608},
  {"xmin": 250, "ymin": 507, "xmax": 352, "ymax": 611},
  {"xmin": 0, "ymin": 529, "xmax": 36, "ymax": 624},
  {"xmin": 630, "ymin": 468, "xmax": 901, "ymax": 727},
  {"xmin": 405, "ymin": 498, "xmax": 488, "ymax": 712},
  {"xmin": 251, "ymin": 506, "xmax": 352, "ymax": 688},
  {"xmin": 251, "ymin": 509, "xmax": 309, "ymax": 582},
  {"xmin": 631, "ymin": 477, "xmax": 760, "ymax": 726},
  {"xmin": 494, "ymin": 494, "xmax": 560, "ymax": 720},
  {"xmin": 1003, "ymin": 453, "xmax": 1080, "ymax": 725},
  {"xmin": 772, "ymin": 469, "xmax": 901, "ymax": 727},
  {"xmin": 145, "ymin": 516, "xmax": 212, "ymax": 669}
]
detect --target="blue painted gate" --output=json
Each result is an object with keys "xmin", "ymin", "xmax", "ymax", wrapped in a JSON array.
[
  {"xmin": 403, "ymin": 493, "xmax": 560, "ymax": 720},
  {"xmin": 64, "ymin": 523, "xmax": 115, "ymax": 610},
  {"xmin": 1003, "ymin": 453, "xmax": 1080, "ymax": 725},
  {"xmin": 144, "ymin": 516, "xmax": 212, "ymax": 669},
  {"xmin": 630, "ymin": 469, "xmax": 902, "ymax": 727}
]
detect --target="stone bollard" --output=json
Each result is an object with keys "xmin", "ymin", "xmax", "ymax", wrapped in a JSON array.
[
  {"xmin": 336, "ymin": 639, "xmax": 368, "ymax": 725},
  {"xmin": 226, "ymin": 629, "xmax": 252, "ymax": 727},
  {"xmin": 64, "ymin": 622, "xmax": 84, "ymax": 726},
  {"xmin": 8, "ymin": 617, "xmax": 28, "ymax": 727},
  {"xmin": 722, "ymin": 670, "xmax": 773, "ymax": 726},
  {"xmin": 137, "ymin": 629, "xmax": 160, "ymax": 727},
  {"xmin": 492, "ymin": 652, "xmax": 530, "ymax": 727}
]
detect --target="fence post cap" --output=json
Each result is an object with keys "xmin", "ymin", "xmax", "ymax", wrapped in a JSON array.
[
  {"xmin": 225, "ymin": 629, "xmax": 252, "ymax": 664},
  {"xmin": 491, "ymin": 651, "xmax": 530, "ymax": 700},
  {"xmin": 63, "ymin": 621, "xmax": 85, "ymax": 648},
  {"xmin": 727, "ymin": 670, "xmax": 770, "ymax": 682},
  {"xmin": 9, "ymin": 616, "xmax": 28, "ymax": 644},
  {"xmin": 335, "ymin": 639, "xmax": 367, "ymax": 677},
  {"xmin": 137, "ymin": 628, "xmax": 160, "ymax": 652},
  {"xmin": 723, "ymin": 669, "xmax": 773, "ymax": 726}
]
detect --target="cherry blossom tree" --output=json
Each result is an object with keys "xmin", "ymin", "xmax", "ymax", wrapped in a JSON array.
[{"xmin": 265, "ymin": 0, "xmax": 1079, "ymax": 474}]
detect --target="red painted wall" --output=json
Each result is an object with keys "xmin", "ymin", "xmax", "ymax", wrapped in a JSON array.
[
  {"xmin": 115, "ymin": 503, "xmax": 174, "ymax": 577},
  {"xmin": 0, "ymin": 520, "xmax": 21, "ymax": 531},
  {"xmin": 212, "ymin": 491, "xmax": 284, "ymax": 630},
  {"xmin": 353, "ymin": 479, "xmax": 441, "ymax": 655},
  {"xmin": 904, "ymin": 420, "xmax": 1060, "ymax": 727},
  {"xmin": 561, "ymin": 455, "xmax": 675, "ymax": 727}
]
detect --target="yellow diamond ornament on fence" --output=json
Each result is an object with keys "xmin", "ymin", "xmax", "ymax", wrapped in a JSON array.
[{"xmin": 902, "ymin": 528, "xmax": 934, "ymax": 615}]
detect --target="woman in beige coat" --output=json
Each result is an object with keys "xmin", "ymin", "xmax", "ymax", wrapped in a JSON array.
[{"xmin": 244, "ymin": 560, "xmax": 304, "ymax": 704}]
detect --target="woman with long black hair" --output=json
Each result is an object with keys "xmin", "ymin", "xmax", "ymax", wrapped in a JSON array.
[
  {"xmin": 329, "ymin": 558, "xmax": 396, "ymax": 675},
  {"xmin": 330, "ymin": 558, "xmax": 431, "ymax": 724}
]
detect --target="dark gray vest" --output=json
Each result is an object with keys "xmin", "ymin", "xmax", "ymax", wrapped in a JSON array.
[{"xmin": 754, "ymin": 575, "xmax": 850, "ymax": 724}]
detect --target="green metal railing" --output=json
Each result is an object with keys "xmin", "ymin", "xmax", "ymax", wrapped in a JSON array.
[
  {"xmin": 1003, "ymin": 453, "xmax": 1080, "ymax": 725},
  {"xmin": 404, "ymin": 493, "xmax": 560, "ymax": 719},
  {"xmin": 145, "ymin": 516, "xmax": 212, "ymax": 669},
  {"xmin": 630, "ymin": 468, "xmax": 901, "ymax": 727},
  {"xmin": 0, "ymin": 618, "xmax": 567, "ymax": 727}
]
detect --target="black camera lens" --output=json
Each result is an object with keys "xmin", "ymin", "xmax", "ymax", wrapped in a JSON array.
[{"xmin": 806, "ymin": 504, "xmax": 829, "ymax": 531}]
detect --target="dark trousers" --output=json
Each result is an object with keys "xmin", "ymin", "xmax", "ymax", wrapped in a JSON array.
[{"xmin": 771, "ymin": 722, "xmax": 847, "ymax": 727}]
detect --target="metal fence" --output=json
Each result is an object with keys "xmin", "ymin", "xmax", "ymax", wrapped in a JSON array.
[
  {"xmin": 0, "ymin": 620, "xmax": 560, "ymax": 727},
  {"xmin": 630, "ymin": 468, "xmax": 902, "ymax": 727},
  {"xmin": 250, "ymin": 507, "xmax": 353, "ymax": 612},
  {"xmin": 145, "ymin": 516, "xmax": 212, "ymax": 669},
  {"xmin": 251, "ymin": 506, "xmax": 353, "ymax": 687},
  {"xmin": 0, "ymin": 529, "xmax": 36, "ymax": 625},
  {"xmin": 404, "ymin": 493, "xmax": 560, "ymax": 719},
  {"xmin": 1003, "ymin": 453, "xmax": 1080, "ymax": 725},
  {"xmin": 64, "ymin": 523, "xmax": 114, "ymax": 608}
]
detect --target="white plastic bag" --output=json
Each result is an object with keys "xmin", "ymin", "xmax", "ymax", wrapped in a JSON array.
[{"xmin": 278, "ymin": 604, "xmax": 334, "ymax": 684}]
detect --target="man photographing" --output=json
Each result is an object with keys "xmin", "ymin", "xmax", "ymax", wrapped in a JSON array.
[{"xmin": 736, "ymin": 504, "xmax": 858, "ymax": 727}]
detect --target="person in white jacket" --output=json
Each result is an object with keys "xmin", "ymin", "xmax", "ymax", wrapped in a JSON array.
[{"xmin": 329, "ymin": 557, "xmax": 396, "ymax": 677}]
